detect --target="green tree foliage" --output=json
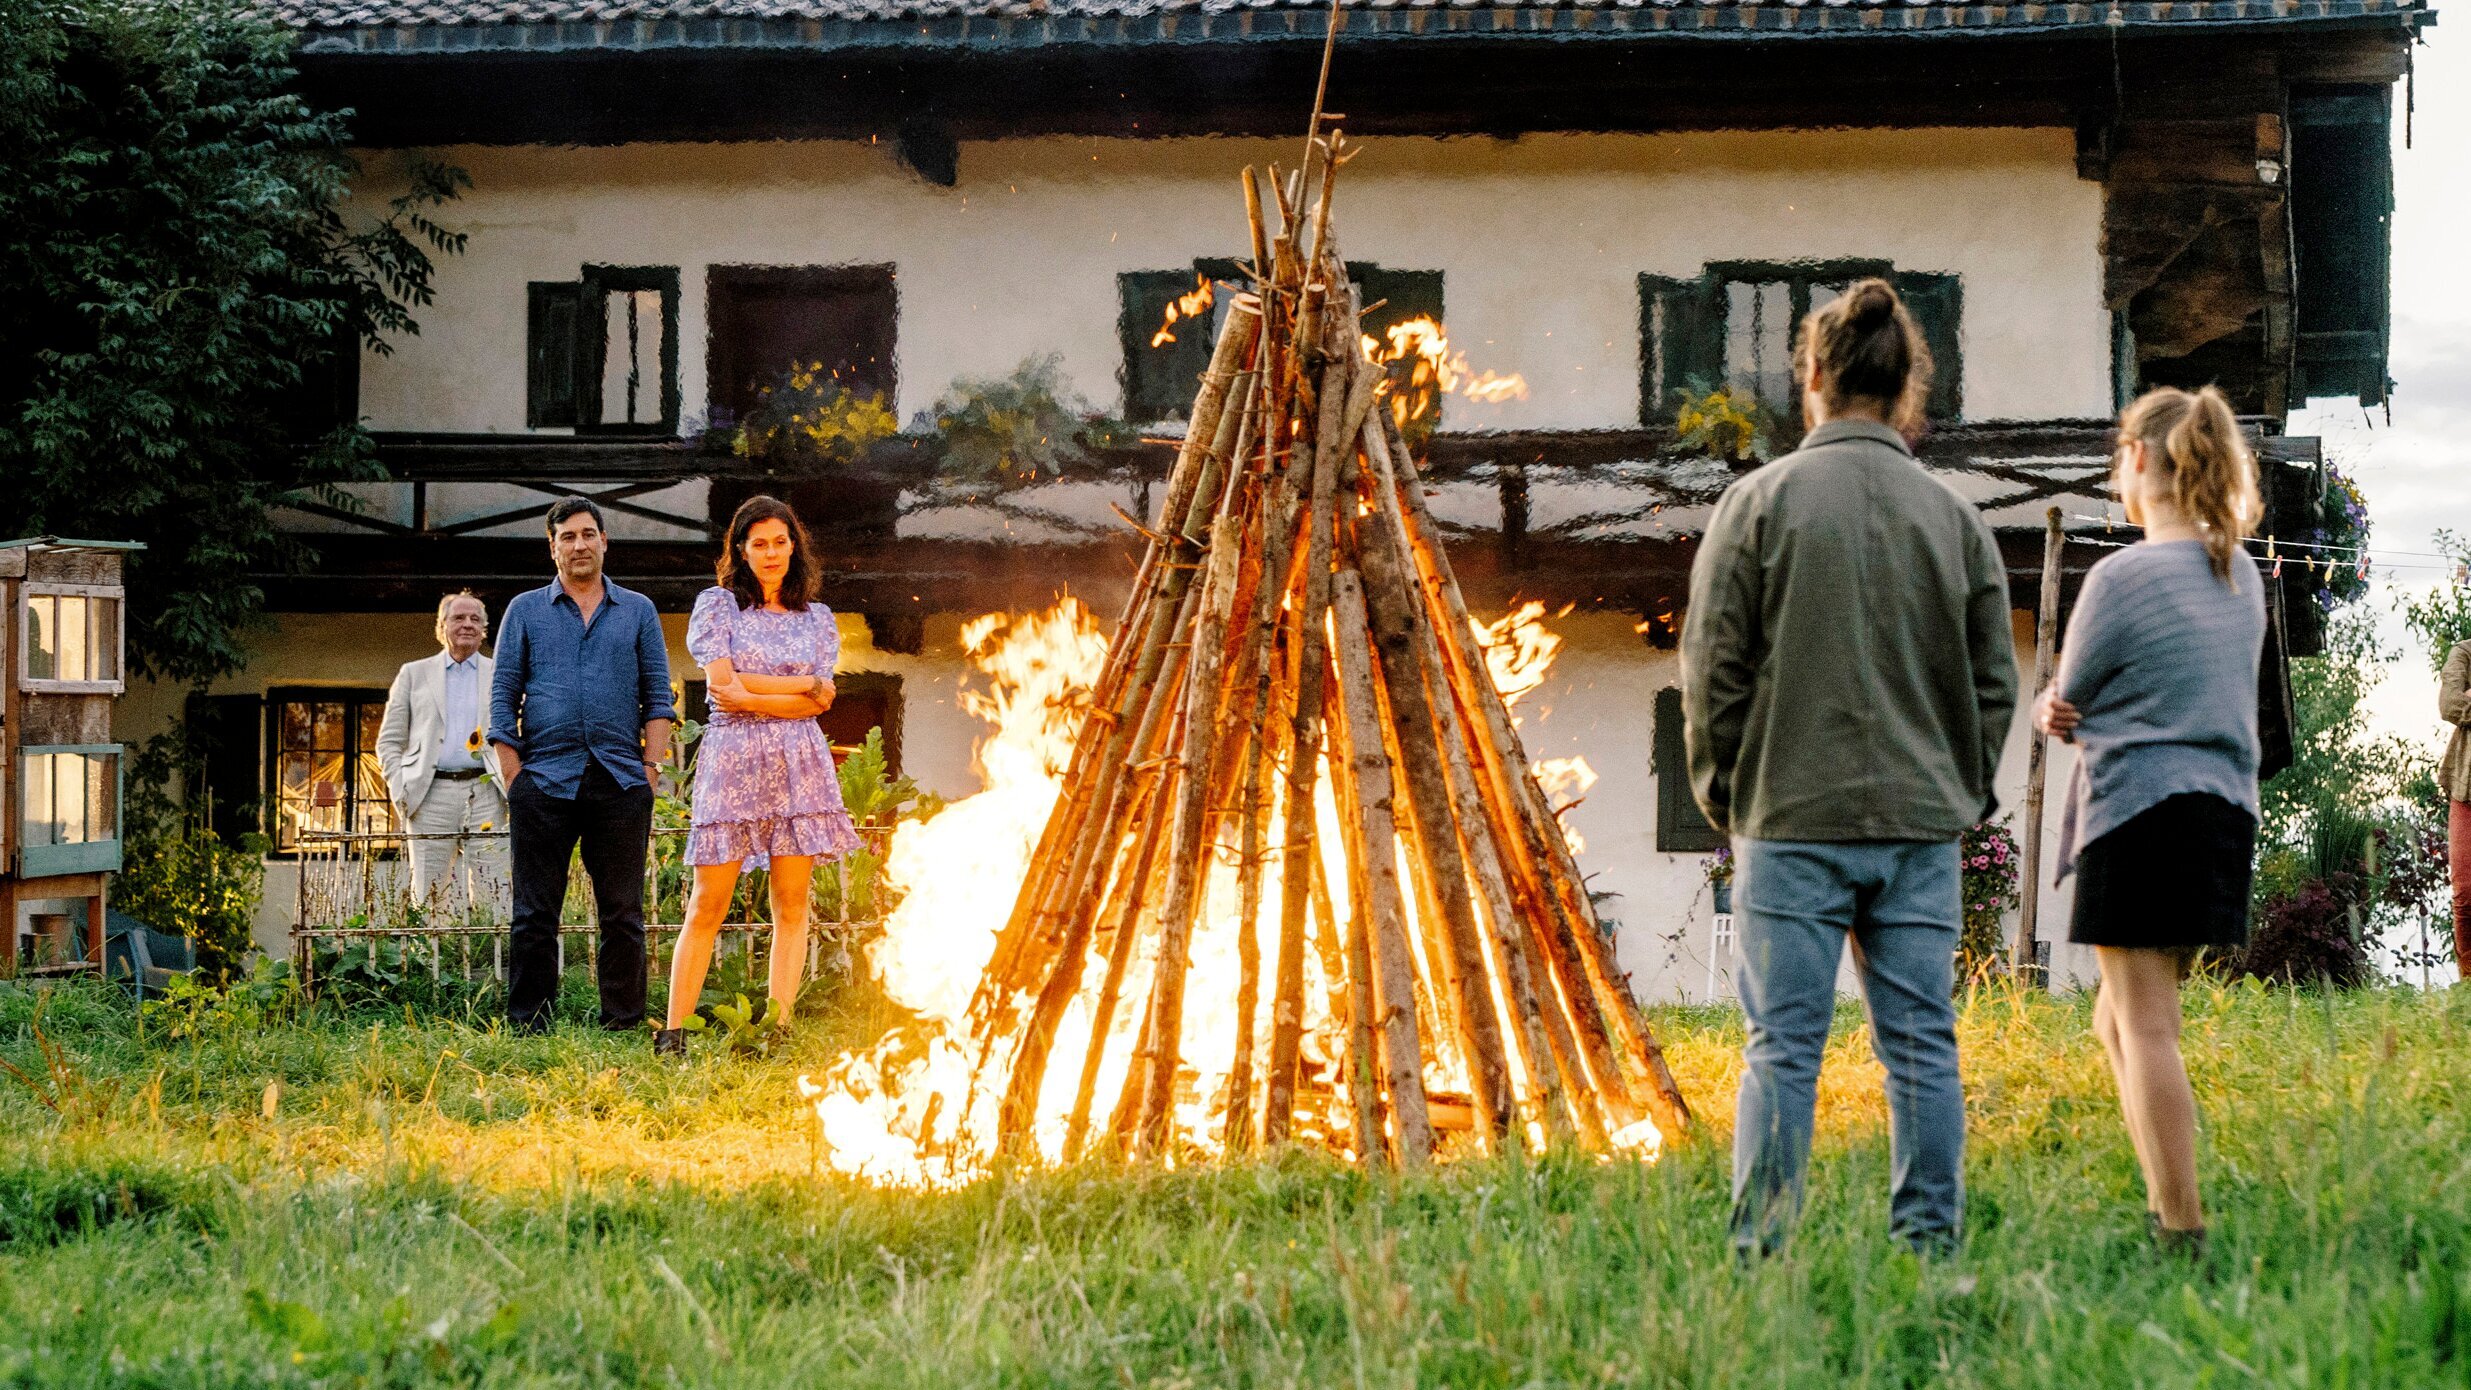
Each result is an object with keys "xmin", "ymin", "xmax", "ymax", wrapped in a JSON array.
[
  {"xmin": 0, "ymin": 0, "xmax": 465, "ymax": 684},
  {"xmin": 2259, "ymin": 610, "xmax": 2431, "ymax": 849},
  {"xmin": 110, "ymin": 734, "xmax": 266, "ymax": 980},
  {"xmin": 2399, "ymin": 528, "xmax": 2471, "ymax": 673}
]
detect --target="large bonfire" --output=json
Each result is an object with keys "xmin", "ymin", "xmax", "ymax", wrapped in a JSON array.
[{"xmin": 800, "ymin": 129, "xmax": 1693, "ymax": 1185}]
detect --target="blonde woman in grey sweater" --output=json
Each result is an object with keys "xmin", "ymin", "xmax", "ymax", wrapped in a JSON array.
[{"xmin": 2034, "ymin": 385, "xmax": 2265, "ymax": 1257}]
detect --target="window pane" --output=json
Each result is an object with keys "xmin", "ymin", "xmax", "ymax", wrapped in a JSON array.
[
  {"xmin": 25, "ymin": 596, "xmax": 55, "ymax": 681},
  {"xmin": 600, "ymin": 289, "xmax": 667, "ymax": 426},
  {"xmin": 87, "ymin": 752, "xmax": 118, "ymax": 845},
  {"xmin": 312, "ymin": 702, "xmax": 345, "ymax": 754},
  {"xmin": 55, "ymin": 754, "xmax": 87, "ymax": 843},
  {"xmin": 92, "ymin": 598, "xmax": 120, "ymax": 682},
  {"xmin": 58, "ymin": 596, "xmax": 89, "ymax": 682},
  {"xmin": 358, "ymin": 703, "xmax": 384, "ymax": 754},
  {"xmin": 281, "ymin": 700, "xmax": 313, "ymax": 751},
  {"xmin": 353, "ymin": 746, "xmax": 396, "ymax": 836},
  {"xmin": 21, "ymin": 754, "xmax": 54, "ymax": 847},
  {"xmin": 1725, "ymin": 280, "xmax": 1796, "ymax": 419}
]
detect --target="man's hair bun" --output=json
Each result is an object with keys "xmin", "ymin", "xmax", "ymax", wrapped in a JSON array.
[{"xmin": 1792, "ymin": 277, "xmax": 1933, "ymax": 435}]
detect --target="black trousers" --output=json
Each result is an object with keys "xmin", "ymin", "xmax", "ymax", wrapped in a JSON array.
[{"xmin": 506, "ymin": 759, "xmax": 654, "ymax": 1031}]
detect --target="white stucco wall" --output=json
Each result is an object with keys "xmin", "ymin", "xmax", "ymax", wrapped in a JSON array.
[{"xmin": 351, "ymin": 127, "xmax": 2112, "ymax": 435}]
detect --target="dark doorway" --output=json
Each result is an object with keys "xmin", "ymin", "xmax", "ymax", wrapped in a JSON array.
[{"xmin": 705, "ymin": 264, "xmax": 899, "ymax": 428}]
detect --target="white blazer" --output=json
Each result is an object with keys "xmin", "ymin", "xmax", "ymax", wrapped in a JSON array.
[{"xmin": 376, "ymin": 650, "xmax": 496, "ymax": 815}]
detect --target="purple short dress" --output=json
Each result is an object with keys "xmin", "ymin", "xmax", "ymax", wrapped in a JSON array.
[{"xmin": 684, "ymin": 586, "xmax": 864, "ymax": 869}]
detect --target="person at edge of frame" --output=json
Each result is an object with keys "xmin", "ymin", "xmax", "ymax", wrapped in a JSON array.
[
  {"xmin": 485, "ymin": 497, "xmax": 675, "ymax": 1036},
  {"xmin": 1681, "ymin": 278, "xmax": 2019, "ymax": 1260},
  {"xmin": 2438, "ymin": 635, "xmax": 2471, "ymax": 983}
]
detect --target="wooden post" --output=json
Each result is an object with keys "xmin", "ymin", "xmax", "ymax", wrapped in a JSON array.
[
  {"xmin": 1376, "ymin": 411, "xmax": 1693, "ymax": 1141},
  {"xmin": 2015, "ymin": 506, "xmax": 2066, "ymax": 980},
  {"xmin": 1329, "ymin": 569, "xmax": 1436, "ymax": 1165}
]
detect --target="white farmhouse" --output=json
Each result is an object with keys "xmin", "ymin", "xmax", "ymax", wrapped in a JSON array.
[{"xmin": 119, "ymin": 0, "xmax": 2422, "ymax": 998}]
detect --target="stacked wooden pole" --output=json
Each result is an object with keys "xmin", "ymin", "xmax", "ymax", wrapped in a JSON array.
[{"xmin": 951, "ymin": 138, "xmax": 1692, "ymax": 1168}]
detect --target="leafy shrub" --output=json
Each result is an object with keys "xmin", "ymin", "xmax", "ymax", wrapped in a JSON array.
[
  {"xmin": 140, "ymin": 956, "xmax": 304, "ymax": 1042},
  {"xmin": 309, "ymin": 934, "xmax": 504, "ymax": 1022},
  {"xmin": 1957, "ymin": 818, "xmax": 2022, "ymax": 983},
  {"xmin": 1670, "ymin": 381, "xmax": 1780, "ymax": 464},
  {"xmin": 928, "ymin": 355, "xmax": 1129, "ymax": 487},
  {"xmin": 730, "ymin": 363, "xmax": 900, "ymax": 464},
  {"xmin": 111, "ymin": 735, "xmax": 266, "ymax": 981},
  {"xmin": 2231, "ymin": 873, "xmax": 2373, "ymax": 989}
]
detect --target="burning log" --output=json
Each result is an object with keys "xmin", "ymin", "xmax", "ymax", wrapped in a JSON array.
[{"xmin": 802, "ymin": 135, "xmax": 1690, "ymax": 1181}]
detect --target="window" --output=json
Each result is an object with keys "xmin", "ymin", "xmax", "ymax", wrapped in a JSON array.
[
  {"xmin": 186, "ymin": 692, "xmax": 265, "ymax": 846},
  {"xmin": 706, "ymin": 265, "xmax": 899, "ymax": 431},
  {"xmin": 266, "ymin": 689, "xmax": 399, "ymax": 853},
  {"xmin": 1119, "ymin": 261, "xmax": 1444, "ymax": 425},
  {"xmin": 1652, "ymin": 688, "xmax": 1724, "ymax": 854},
  {"xmin": 525, "ymin": 266, "xmax": 681, "ymax": 434},
  {"xmin": 19, "ymin": 585, "xmax": 123, "ymax": 692},
  {"xmin": 19, "ymin": 745, "xmax": 122, "ymax": 875},
  {"xmin": 1640, "ymin": 262, "xmax": 1962, "ymax": 429}
]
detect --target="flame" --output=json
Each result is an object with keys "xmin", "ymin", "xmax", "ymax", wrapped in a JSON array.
[
  {"xmin": 1530, "ymin": 756, "xmax": 1598, "ymax": 856},
  {"xmin": 796, "ymin": 601, "xmax": 1112, "ymax": 1185},
  {"xmin": 1470, "ymin": 601, "xmax": 1564, "ymax": 713},
  {"xmin": 1151, "ymin": 274, "xmax": 1218, "ymax": 349},
  {"xmin": 1365, "ymin": 317, "xmax": 1530, "ymax": 430},
  {"xmin": 798, "ymin": 597, "xmax": 1629, "ymax": 1185}
]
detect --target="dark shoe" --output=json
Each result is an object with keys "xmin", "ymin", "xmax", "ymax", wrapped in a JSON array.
[
  {"xmin": 2154, "ymin": 1224, "xmax": 2206, "ymax": 1259},
  {"xmin": 652, "ymin": 1028, "xmax": 688, "ymax": 1058},
  {"xmin": 509, "ymin": 1015, "xmax": 551, "ymax": 1038}
]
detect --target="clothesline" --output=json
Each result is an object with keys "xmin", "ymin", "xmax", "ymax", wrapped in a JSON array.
[{"xmin": 2061, "ymin": 511, "xmax": 2462, "ymax": 576}]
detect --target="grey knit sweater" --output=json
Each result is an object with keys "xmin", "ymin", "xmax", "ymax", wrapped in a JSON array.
[{"xmin": 2053, "ymin": 539, "xmax": 2268, "ymax": 883}]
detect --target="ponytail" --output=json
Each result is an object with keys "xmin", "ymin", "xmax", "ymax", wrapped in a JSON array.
[
  {"xmin": 2116, "ymin": 385, "xmax": 2263, "ymax": 582},
  {"xmin": 1792, "ymin": 278, "xmax": 1934, "ymax": 436}
]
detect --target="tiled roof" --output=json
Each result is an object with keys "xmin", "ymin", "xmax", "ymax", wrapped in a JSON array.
[{"xmin": 277, "ymin": 0, "xmax": 2430, "ymax": 48}]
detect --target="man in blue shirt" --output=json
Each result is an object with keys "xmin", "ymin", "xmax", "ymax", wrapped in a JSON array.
[{"xmin": 487, "ymin": 498, "xmax": 677, "ymax": 1034}]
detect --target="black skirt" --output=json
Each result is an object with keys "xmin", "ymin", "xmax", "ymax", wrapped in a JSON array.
[{"xmin": 2069, "ymin": 791, "xmax": 2256, "ymax": 949}]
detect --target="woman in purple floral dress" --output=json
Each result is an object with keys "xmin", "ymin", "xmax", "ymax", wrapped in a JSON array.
[{"xmin": 655, "ymin": 495, "xmax": 862, "ymax": 1053}]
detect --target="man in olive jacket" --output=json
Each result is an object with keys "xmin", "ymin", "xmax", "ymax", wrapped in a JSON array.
[{"xmin": 1682, "ymin": 410, "xmax": 2016, "ymax": 1257}]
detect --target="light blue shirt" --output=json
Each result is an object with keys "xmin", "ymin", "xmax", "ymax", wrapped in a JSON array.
[
  {"xmin": 435, "ymin": 652, "xmax": 484, "ymax": 769},
  {"xmin": 487, "ymin": 577, "xmax": 677, "ymax": 800}
]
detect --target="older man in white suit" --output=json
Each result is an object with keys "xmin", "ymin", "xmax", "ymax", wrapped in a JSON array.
[{"xmin": 377, "ymin": 591, "xmax": 509, "ymax": 910}]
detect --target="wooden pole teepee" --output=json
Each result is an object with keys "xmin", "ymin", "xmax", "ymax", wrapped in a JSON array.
[{"xmin": 944, "ymin": 126, "xmax": 1692, "ymax": 1168}]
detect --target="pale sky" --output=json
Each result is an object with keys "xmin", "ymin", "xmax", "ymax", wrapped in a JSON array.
[{"xmin": 2285, "ymin": 23, "xmax": 2467, "ymax": 744}]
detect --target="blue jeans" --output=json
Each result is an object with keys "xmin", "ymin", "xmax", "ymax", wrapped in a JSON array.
[{"xmin": 1731, "ymin": 838, "xmax": 1965, "ymax": 1256}]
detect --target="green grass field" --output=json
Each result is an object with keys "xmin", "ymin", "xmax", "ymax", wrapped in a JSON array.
[{"xmin": 0, "ymin": 974, "xmax": 2464, "ymax": 1388}]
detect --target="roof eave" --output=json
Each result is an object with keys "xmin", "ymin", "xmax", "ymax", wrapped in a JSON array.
[{"xmin": 294, "ymin": 0, "xmax": 2430, "ymax": 58}]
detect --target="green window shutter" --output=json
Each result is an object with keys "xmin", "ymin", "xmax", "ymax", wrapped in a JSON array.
[
  {"xmin": 1119, "ymin": 269, "xmax": 1214, "ymax": 424},
  {"xmin": 1638, "ymin": 274, "xmax": 1724, "ymax": 425},
  {"xmin": 1353, "ymin": 266, "xmax": 1445, "ymax": 345},
  {"xmin": 1653, "ymin": 686, "xmax": 1725, "ymax": 853},
  {"xmin": 527, "ymin": 281, "xmax": 583, "ymax": 428},
  {"xmin": 185, "ymin": 692, "xmax": 264, "ymax": 846},
  {"xmin": 1892, "ymin": 270, "xmax": 1964, "ymax": 422}
]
